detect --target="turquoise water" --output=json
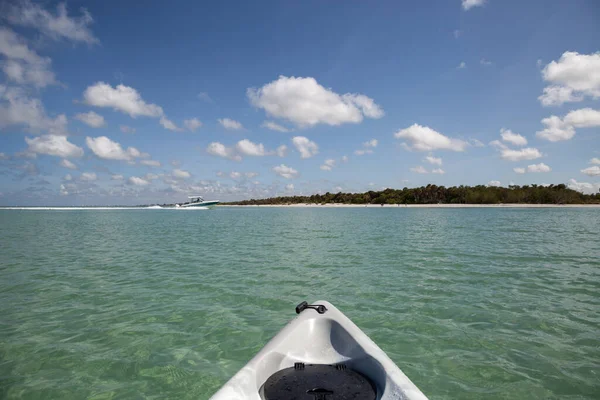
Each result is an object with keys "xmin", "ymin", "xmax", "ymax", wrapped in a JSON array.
[{"xmin": 0, "ymin": 207, "xmax": 599, "ymax": 399}]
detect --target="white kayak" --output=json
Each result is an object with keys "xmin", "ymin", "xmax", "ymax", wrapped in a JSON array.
[{"xmin": 210, "ymin": 300, "xmax": 428, "ymax": 400}]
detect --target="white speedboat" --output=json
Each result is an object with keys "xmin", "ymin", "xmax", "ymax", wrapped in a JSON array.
[
  {"xmin": 177, "ymin": 195, "xmax": 219, "ymax": 208},
  {"xmin": 210, "ymin": 300, "xmax": 428, "ymax": 400}
]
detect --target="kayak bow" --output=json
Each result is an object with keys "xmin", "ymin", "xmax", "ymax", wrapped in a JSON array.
[{"xmin": 210, "ymin": 300, "xmax": 428, "ymax": 400}]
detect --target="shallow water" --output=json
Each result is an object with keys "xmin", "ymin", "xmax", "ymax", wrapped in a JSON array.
[{"xmin": 0, "ymin": 208, "xmax": 599, "ymax": 399}]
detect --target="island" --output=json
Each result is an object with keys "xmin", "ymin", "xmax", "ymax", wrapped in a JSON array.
[{"xmin": 223, "ymin": 184, "xmax": 600, "ymax": 206}]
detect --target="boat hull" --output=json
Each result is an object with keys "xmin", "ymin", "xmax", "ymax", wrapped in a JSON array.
[
  {"xmin": 180, "ymin": 201, "xmax": 219, "ymax": 208},
  {"xmin": 210, "ymin": 300, "xmax": 428, "ymax": 399}
]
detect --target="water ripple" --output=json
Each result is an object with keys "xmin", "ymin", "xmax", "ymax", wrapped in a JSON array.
[{"xmin": 0, "ymin": 208, "xmax": 599, "ymax": 399}]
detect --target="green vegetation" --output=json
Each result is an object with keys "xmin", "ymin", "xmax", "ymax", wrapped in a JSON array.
[{"xmin": 225, "ymin": 184, "xmax": 600, "ymax": 205}]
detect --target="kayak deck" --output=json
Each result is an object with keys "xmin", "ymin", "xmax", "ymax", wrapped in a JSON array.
[{"xmin": 210, "ymin": 300, "xmax": 428, "ymax": 400}]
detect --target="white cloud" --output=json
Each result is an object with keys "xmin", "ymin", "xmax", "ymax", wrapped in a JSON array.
[
  {"xmin": 0, "ymin": 152, "xmax": 9, "ymax": 160},
  {"xmin": 184, "ymin": 118, "xmax": 202, "ymax": 131},
  {"xmin": 15, "ymin": 150, "xmax": 36, "ymax": 159},
  {"xmin": 500, "ymin": 128, "xmax": 527, "ymax": 146},
  {"xmin": 86, "ymin": 136, "xmax": 146, "ymax": 161},
  {"xmin": 514, "ymin": 167, "xmax": 526, "ymax": 174},
  {"xmin": 536, "ymin": 115, "xmax": 575, "ymax": 142},
  {"xmin": 2, "ymin": 58, "xmax": 57, "ymax": 88},
  {"xmin": 432, "ymin": 168, "xmax": 445, "ymax": 174},
  {"xmin": 83, "ymin": 82, "xmax": 163, "ymax": 118},
  {"xmin": 470, "ymin": 138, "xmax": 485, "ymax": 147},
  {"xmin": 487, "ymin": 180, "xmax": 501, "ymax": 187},
  {"xmin": 206, "ymin": 142, "xmax": 241, "ymax": 161},
  {"xmin": 341, "ymin": 155, "xmax": 349, "ymax": 162},
  {"xmin": 457, "ymin": 61, "xmax": 466, "ymax": 69},
  {"xmin": 364, "ymin": 139, "xmax": 378, "ymax": 148},
  {"xmin": 64, "ymin": 173, "xmax": 72, "ymax": 181},
  {"xmin": 292, "ymin": 136, "xmax": 319, "ymax": 158},
  {"xmin": 527, "ymin": 163, "xmax": 551, "ymax": 173},
  {"xmin": 229, "ymin": 171, "xmax": 242, "ymax": 179},
  {"xmin": 120, "ymin": 125, "xmax": 135, "ymax": 134},
  {"xmin": 140, "ymin": 159, "xmax": 161, "ymax": 167},
  {"xmin": 462, "ymin": 0, "xmax": 485, "ymax": 10},
  {"xmin": 489, "ymin": 140, "xmax": 507, "ymax": 149},
  {"xmin": 480, "ymin": 58, "xmax": 492, "ymax": 66},
  {"xmin": 590, "ymin": 158, "xmax": 600, "ymax": 165},
  {"xmin": 537, "ymin": 108, "xmax": 600, "ymax": 142},
  {"xmin": 0, "ymin": 28, "xmax": 58, "ymax": 88},
  {"xmin": 276, "ymin": 145, "xmax": 288, "ymax": 157},
  {"xmin": 410, "ymin": 166, "xmax": 428, "ymax": 174},
  {"xmin": 353, "ymin": 138, "xmax": 378, "ymax": 156},
  {"xmin": 247, "ymin": 75, "xmax": 383, "ymax": 128},
  {"xmin": 394, "ymin": 124, "xmax": 468, "ymax": 152},
  {"xmin": 173, "ymin": 169, "xmax": 191, "ymax": 179},
  {"xmin": 0, "ymin": 28, "xmax": 45, "ymax": 64},
  {"xmin": 538, "ymin": 86, "xmax": 582, "ymax": 107},
  {"xmin": 128, "ymin": 176, "xmax": 149, "ymax": 186},
  {"xmin": 424, "ymin": 155, "xmax": 442, "ymax": 165},
  {"xmin": 567, "ymin": 179, "xmax": 600, "ymax": 194},
  {"xmin": 5, "ymin": 0, "xmax": 98, "ymax": 44},
  {"xmin": 581, "ymin": 166, "xmax": 600, "ymax": 176},
  {"xmin": 197, "ymin": 92, "xmax": 213, "ymax": 103},
  {"xmin": 245, "ymin": 172, "xmax": 259, "ymax": 178},
  {"xmin": 347, "ymin": 94, "xmax": 385, "ymax": 119},
  {"xmin": 500, "ymin": 147, "xmax": 542, "ymax": 161},
  {"xmin": 0, "ymin": 85, "xmax": 67, "ymax": 134},
  {"xmin": 320, "ymin": 159, "xmax": 336, "ymax": 171},
  {"xmin": 111, "ymin": 174, "xmax": 124, "ymax": 180},
  {"xmin": 25, "ymin": 134, "xmax": 83, "ymax": 158},
  {"xmin": 60, "ymin": 159, "xmax": 77, "ymax": 169},
  {"xmin": 74, "ymin": 111, "xmax": 105, "ymax": 128},
  {"xmin": 454, "ymin": 30, "xmax": 461, "ymax": 39},
  {"xmin": 80, "ymin": 172, "xmax": 97, "ymax": 181},
  {"xmin": 144, "ymin": 173, "xmax": 159, "ymax": 181},
  {"xmin": 273, "ymin": 164, "xmax": 299, "ymax": 179},
  {"xmin": 261, "ymin": 120, "xmax": 291, "ymax": 132},
  {"xmin": 285, "ymin": 183, "xmax": 294, "ymax": 192},
  {"xmin": 564, "ymin": 108, "xmax": 600, "ymax": 127},
  {"xmin": 538, "ymin": 52, "xmax": 600, "ymax": 106},
  {"xmin": 236, "ymin": 139, "xmax": 268, "ymax": 156},
  {"xmin": 159, "ymin": 116, "xmax": 181, "ymax": 132},
  {"xmin": 218, "ymin": 118, "xmax": 243, "ymax": 130}
]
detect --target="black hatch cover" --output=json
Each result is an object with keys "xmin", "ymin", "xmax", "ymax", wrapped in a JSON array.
[{"xmin": 263, "ymin": 363, "xmax": 376, "ymax": 400}]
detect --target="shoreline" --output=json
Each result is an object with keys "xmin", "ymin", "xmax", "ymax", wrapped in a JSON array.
[
  {"xmin": 2, "ymin": 203, "xmax": 599, "ymax": 210},
  {"xmin": 219, "ymin": 203, "xmax": 600, "ymax": 208}
]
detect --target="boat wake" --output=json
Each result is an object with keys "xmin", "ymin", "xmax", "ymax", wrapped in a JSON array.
[
  {"xmin": 0, "ymin": 205, "xmax": 210, "ymax": 211},
  {"xmin": 1, "ymin": 206, "xmax": 165, "ymax": 210}
]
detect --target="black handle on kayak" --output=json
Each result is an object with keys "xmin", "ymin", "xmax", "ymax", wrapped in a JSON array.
[{"xmin": 296, "ymin": 301, "xmax": 327, "ymax": 314}]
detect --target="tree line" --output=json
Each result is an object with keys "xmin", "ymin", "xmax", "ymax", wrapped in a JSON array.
[{"xmin": 224, "ymin": 184, "xmax": 600, "ymax": 205}]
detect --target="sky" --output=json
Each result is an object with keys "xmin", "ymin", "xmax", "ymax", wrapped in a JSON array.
[{"xmin": 0, "ymin": 0, "xmax": 599, "ymax": 206}]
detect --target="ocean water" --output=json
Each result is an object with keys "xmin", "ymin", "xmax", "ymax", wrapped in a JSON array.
[{"xmin": 0, "ymin": 207, "xmax": 598, "ymax": 400}]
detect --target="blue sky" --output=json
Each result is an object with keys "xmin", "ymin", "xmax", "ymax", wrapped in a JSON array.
[{"xmin": 0, "ymin": 0, "xmax": 599, "ymax": 205}]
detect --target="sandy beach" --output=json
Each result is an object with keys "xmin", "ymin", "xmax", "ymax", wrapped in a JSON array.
[{"xmin": 220, "ymin": 203, "xmax": 600, "ymax": 208}]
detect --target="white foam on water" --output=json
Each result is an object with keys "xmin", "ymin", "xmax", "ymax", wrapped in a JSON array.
[
  {"xmin": 0, "ymin": 205, "xmax": 213, "ymax": 211},
  {"xmin": 0, "ymin": 207, "xmax": 165, "ymax": 210}
]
